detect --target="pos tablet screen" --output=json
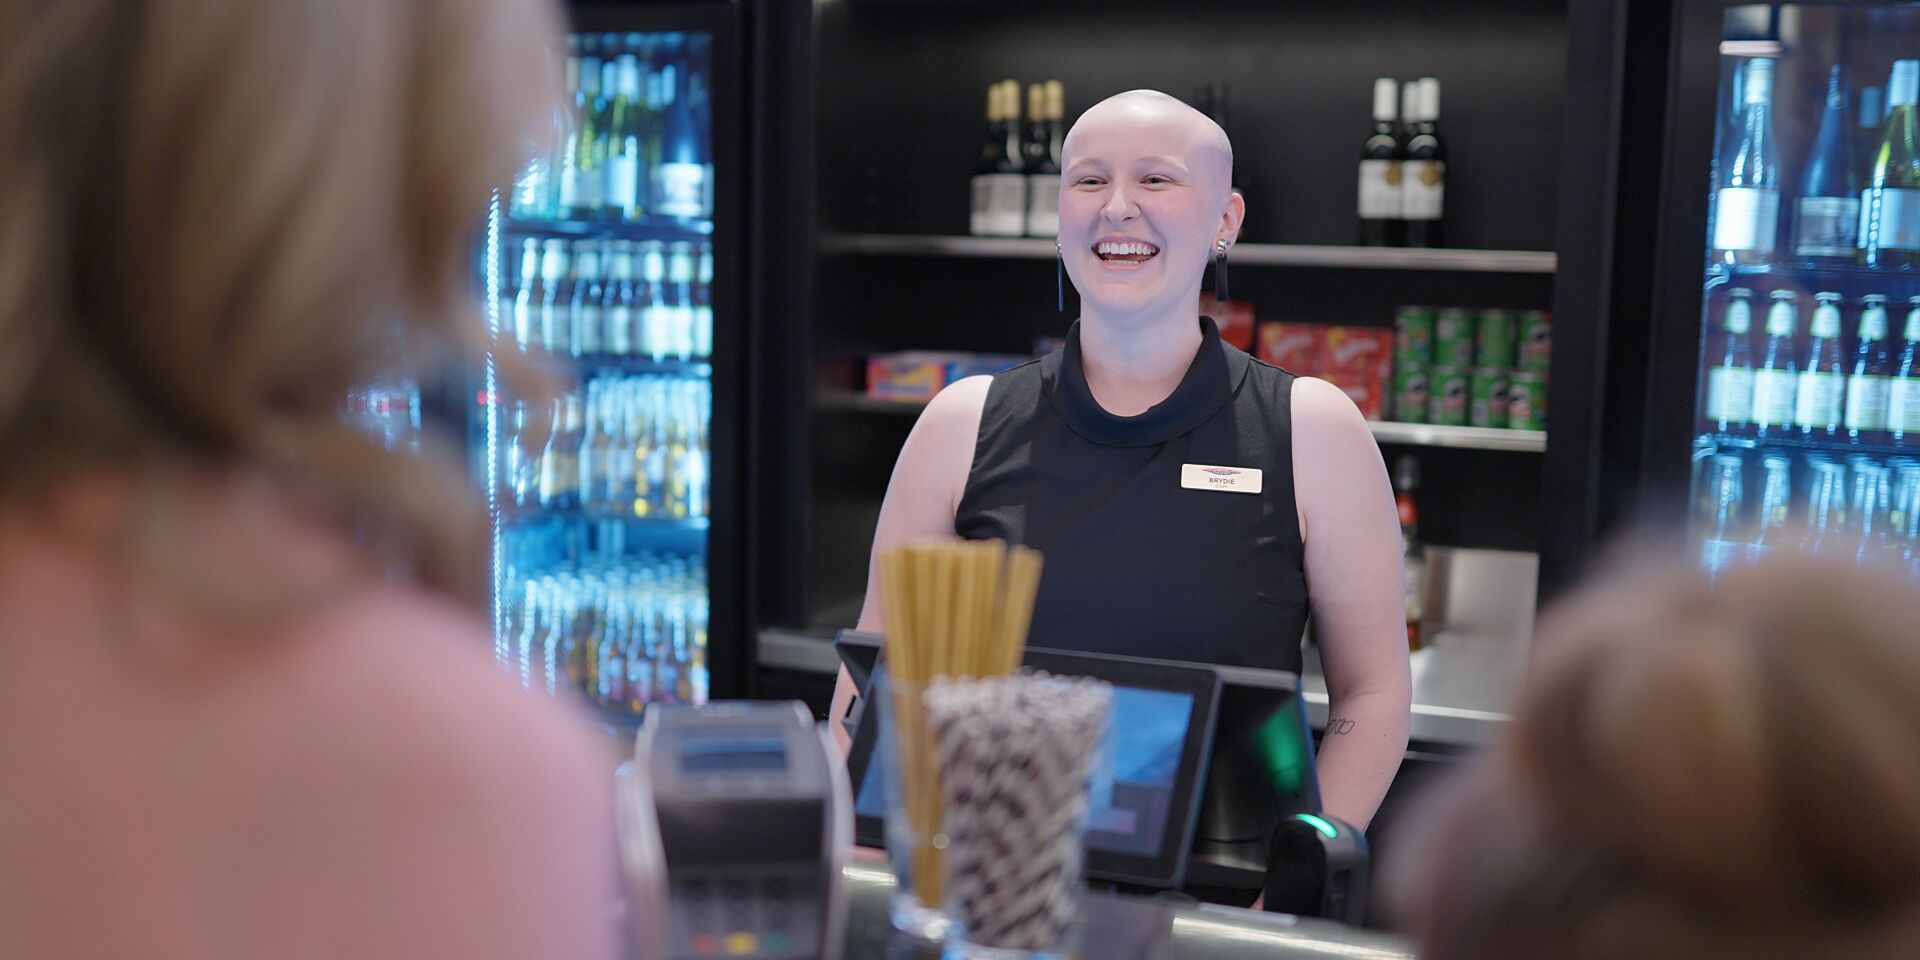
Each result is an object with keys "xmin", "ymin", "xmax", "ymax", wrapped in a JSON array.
[{"xmin": 843, "ymin": 645, "xmax": 1220, "ymax": 889}]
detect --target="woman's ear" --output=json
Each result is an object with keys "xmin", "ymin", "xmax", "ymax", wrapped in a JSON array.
[{"xmin": 1219, "ymin": 189, "xmax": 1248, "ymax": 247}]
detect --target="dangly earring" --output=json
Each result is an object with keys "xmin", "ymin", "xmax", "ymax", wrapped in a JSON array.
[
  {"xmin": 1056, "ymin": 240, "xmax": 1065, "ymax": 312},
  {"xmin": 1213, "ymin": 238, "xmax": 1230, "ymax": 303}
]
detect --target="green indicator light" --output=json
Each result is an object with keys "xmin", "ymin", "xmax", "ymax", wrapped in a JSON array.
[{"xmin": 1295, "ymin": 813, "xmax": 1339, "ymax": 839}]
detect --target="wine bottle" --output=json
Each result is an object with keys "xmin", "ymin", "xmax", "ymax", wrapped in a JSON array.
[
  {"xmin": 1401, "ymin": 78, "xmax": 1447, "ymax": 248},
  {"xmin": 1712, "ymin": 58, "xmax": 1780, "ymax": 265},
  {"xmin": 1358, "ymin": 78, "xmax": 1404, "ymax": 247},
  {"xmin": 1793, "ymin": 65, "xmax": 1859, "ymax": 263},
  {"xmin": 1751, "ymin": 289, "xmax": 1799, "ymax": 440},
  {"xmin": 557, "ymin": 42, "xmax": 600, "ymax": 218},
  {"xmin": 1704, "ymin": 287, "xmax": 1754, "ymax": 436},
  {"xmin": 970, "ymin": 81, "xmax": 1027, "ymax": 237},
  {"xmin": 1858, "ymin": 85, "xmax": 1885, "ymax": 188},
  {"xmin": 654, "ymin": 63, "xmax": 709, "ymax": 220},
  {"xmin": 1861, "ymin": 59, "xmax": 1920, "ymax": 270},
  {"xmin": 606, "ymin": 55, "xmax": 647, "ymax": 221},
  {"xmin": 1795, "ymin": 291, "xmax": 1845, "ymax": 442},
  {"xmin": 1846, "ymin": 294, "xmax": 1893, "ymax": 445},
  {"xmin": 1890, "ymin": 296, "xmax": 1920, "ymax": 447},
  {"xmin": 1023, "ymin": 82, "xmax": 1061, "ymax": 238}
]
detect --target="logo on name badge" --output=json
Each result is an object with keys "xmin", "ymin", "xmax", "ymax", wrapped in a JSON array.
[{"xmin": 1180, "ymin": 463, "xmax": 1263, "ymax": 495}]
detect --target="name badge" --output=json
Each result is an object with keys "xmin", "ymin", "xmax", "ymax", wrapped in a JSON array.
[{"xmin": 1180, "ymin": 463, "xmax": 1263, "ymax": 495}]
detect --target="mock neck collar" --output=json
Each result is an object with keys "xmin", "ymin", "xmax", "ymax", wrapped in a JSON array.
[{"xmin": 1044, "ymin": 315, "xmax": 1248, "ymax": 447}]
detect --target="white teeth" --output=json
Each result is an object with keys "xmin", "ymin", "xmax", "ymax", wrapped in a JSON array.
[{"xmin": 1095, "ymin": 241, "xmax": 1158, "ymax": 257}]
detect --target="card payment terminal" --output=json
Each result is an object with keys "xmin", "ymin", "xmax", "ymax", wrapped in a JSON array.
[{"xmin": 617, "ymin": 701, "xmax": 850, "ymax": 960}]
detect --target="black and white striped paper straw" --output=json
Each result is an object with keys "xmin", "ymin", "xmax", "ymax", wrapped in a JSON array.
[{"xmin": 925, "ymin": 672, "xmax": 1111, "ymax": 954}]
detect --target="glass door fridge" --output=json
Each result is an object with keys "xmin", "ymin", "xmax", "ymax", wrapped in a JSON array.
[
  {"xmin": 472, "ymin": 4, "xmax": 743, "ymax": 724},
  {"xmin": 1671, "ymin": 5, "xmax": 1920, "ymax": 577}
]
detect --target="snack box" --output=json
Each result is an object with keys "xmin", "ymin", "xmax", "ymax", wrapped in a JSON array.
[
  {"xmin": 1256, "ymin": 322, "xmax": 1323, "ymax": 375},
  {"xmin": 865, "ymin": 352, "xmax": 1029, "ymax": 401},
  {"xmin": 1319, "ymin": 326, "xmax": 1394, "ymax": 381},
  {"xmin": 1200, "ymin": 294, "xmax": 1258, "ymax": 351}
]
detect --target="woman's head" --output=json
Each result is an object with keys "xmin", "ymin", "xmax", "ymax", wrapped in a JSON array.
[
  {"xmin": 1059, "ymin": 90, "xmax": 1244, "ymax": 325},
  {"xmin": 0, "ymin": 0, "xmax": 562, "ymax": 609},
  {"xmin": 1396, "ymin": 555, "xmax": 1920, "ymax": 960}
]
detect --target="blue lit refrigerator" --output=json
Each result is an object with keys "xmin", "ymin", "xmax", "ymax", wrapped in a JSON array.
[
  {"xmin": 1682, "ymin": 5, "xmax": 1920, "ymax": 576},
  {"xmin": 473, "ymin": 4, "xmax": 745, "ymax": 723}
]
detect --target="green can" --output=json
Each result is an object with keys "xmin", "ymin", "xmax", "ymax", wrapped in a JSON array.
[
  {"xmin": 1394, "ymin": 306, "xmax": 1434, "ymax": 369},
  {"xmin": 1393, "ymin": 365, "xmax": 1430, "ymax": 423},
  {"xmin": 1470, "ymin": 369, "xmax": 1510, "ymax": 428},
  {"xmin": 1434, "ymin": 308, "xmax": 1475, "ymax": 368},
  {"xmin": 1508, "ymin": 372, "xmax": 1548, "ymax": 430},
  {"xmin": 1475, "ymin": 309, "xmax": 1517, "ymax": 370},
  {"xmin": 1428, "ymin": 365, "xmax": 1469, "ymax": 426},
  {"xmin": 1517, "ymin": 310, "xmax": 1553, "ymax": 374}
]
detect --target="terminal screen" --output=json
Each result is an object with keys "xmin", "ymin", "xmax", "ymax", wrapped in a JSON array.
[
  {"xmin": 854, "ymin": 674, "xmax": 1195, "ymax": 858},
  {"xmin": 679, "ymin": 733, "xmax": 788, "ymax": 772}
]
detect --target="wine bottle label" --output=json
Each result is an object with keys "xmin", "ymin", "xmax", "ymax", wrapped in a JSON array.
[
  {"xmin": 575, "ymin": 304, "xmax": 602, "ymax": 355},
  {"xmin": 1891, "ymin": 377, "xmax": 1920, "ymax": 431},
  {"xmin": 1794, "ymin": 196, "xmax": 1861, "ymax": 257},
  {"xmin": 1713, "ymin": 187, "xmax": 1781, "ymax": 252},
  {"xmin": 514, "ymin": 302, "xmax": 536, "ymax": 348},
  {"xmin": 1706, "ymin": 366, "xmax": 1754, "ymax": 424},
  {"xmin": 1751, "ymin": 368, "xmax": 1798, "ymax": 426},
  {"xmin": 643, "ymin": 304, "xmax": 671, "ymax": 360},
  {"xmin": 1860, "ymin": 187, "xmax": 1920, "ymax": 250},
  {"xmin": 607, "ymin": 152, "xmax": 640, "ymax": 218},
  {"xmin": 1358, "ymin": 159, "xmax": 1402, "ymax": 219},
  {"xmin": 656, "ymin": 163, "xmax": 709, "ymax": 219},
  {"xmin": 693, "ymin": 305, "xmax": 713, "ymax": 358},
  {"xmin": 1846, "ymin": 374, "xmax": 1892, "ymax": 430},
  {"xmin": 981, "ymin": 173, "xmax": 1027, "ymax": 237},
  {"xmin": 540, "ymin": 303, "xmax": 565, "ymax": 353},
  {"xmin": 970, "ymin": 175, "xmax": 993, "ymax": 236},
  {"xmin": 1402, "ymin": 161, "xmax": 1445, "ymax": 220},
  {"xmin": 1026, "ymin": 174, "xmax": 1061, "ymax": 237},
  {"xmin": 673, "ymin": 304, "xmax": 696, "ymax": 359},
  {"xmin": 1793, "ymin": 370, "xmax": 1844, "ymax": 428}
]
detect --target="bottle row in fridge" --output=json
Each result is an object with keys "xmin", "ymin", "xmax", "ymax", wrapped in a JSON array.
[
  {"xmin": 1698, "ymin": 284, "xmax": 1920, "ymax": 454},
  {"xmin": 501, "ymin": 375, "xmax": 711, "ymax": 523},
  {"xmin": 504, "ymin": 236, "xmax": 713, "ymax": 364},
  {"xmin": 502, "ymin": 548, "xmax": 709, "ymax": 718},
  {"xmin": 1711, "ymin": 56, "xmax": 1920, "ymax": 274},
  {"xmin": 1693, "ymin": 441, "xmax": 1920, "ymax": 578},
  {"xmin": 508, "ymin": 32, "xmax": 714, "ymax": 226}
]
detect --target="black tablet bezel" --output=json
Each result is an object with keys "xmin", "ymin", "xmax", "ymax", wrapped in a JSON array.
[{"xmin": 844, "ymin": 645, "xmax": 1221, "ymax": 889}]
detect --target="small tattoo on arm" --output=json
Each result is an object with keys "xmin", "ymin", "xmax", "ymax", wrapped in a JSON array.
[{"xmin": 1326, "ymin": 717, "xmax": 1356, "ymax": 736}]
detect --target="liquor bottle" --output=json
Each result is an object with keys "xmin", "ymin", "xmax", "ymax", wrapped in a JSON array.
[
  {"xmin": 692, "ymin": 243, "xmax": 714, "ymax": 359},
  {"xmin": 1401, "ymin": 78, "xmax": 1447, "ymax": 248},
  {"xmin": 1023, "ymin": 82, "xmax": 1062, "ymax": 238},
  {"xmin": 654, "ymin": 64, "xmax": 709, "ymax": 220},
  {"xmin": 569, "ymin": 242, "xmax": 604, "ymax": 357},
  {"xmin": 638, "ymin": 241, "xmax": 669, "ymax": 361},
  {"xmin": 1713, "ymin": 58, "xmax": 1780, "ymax": 265},
  {"xmin": 537, "ymin": 239, "xmax": 569, "ymax": 354},
  {"xmin": 1704, "ymin": 287, "xmax": 1755, "ymax": 436},
  {"xmin": 1749, "ymin": 452, "xmax": 1794, "ymax": 560},
  {"xmin": 1795, "ymin": 291, "xmax": 1846, "ymax": 442},
  {"xmin": 1891, "ymin": 296, "xmax": 1920, "ymax": 447},
  {"xmin": 602, "ymin": 241, "xmax": 637, "ymax": 356},
  {"xmin": 1393, "ymin": 455, "xmax": 1426, "ymax": 651},
  {"xmin": 577, "ymin": 381, "xmax": 604, "ymax": 513},
  {"xmin": 970, "ymin": 81, "xmax": 1027, "ymax": 237},
  {"xmin": 1846, "ymin": 294, "xmax": 1894, "ymax": 445},
  {"xmin": 1751, "ymin": 289, "xmax": 1799, "ymax": 440},
  {"xmin": 666, "ymin": 242, "xmax": 697, "ymax": 361},
  {"xmin": 1861, "ymin": 59, "xmax": 1920, "ymax": 270},
  {"xmin": 1358, "ymin": 78, "xmax": 1404, "ymax": 247},
  {"xmin": 1792, "ymin": 65, "xmax": 1859, "ymax": 264},
  {"xmin": 510, "ymin": 238, "xmax": 541, "ymax": 349},
  {"xmin": 556, "ymin": 42, "xmax": 595, "ymax": 218},
  {"xmin": 606, "ymin": 55, "xmax": 647, "ymax": 221}
]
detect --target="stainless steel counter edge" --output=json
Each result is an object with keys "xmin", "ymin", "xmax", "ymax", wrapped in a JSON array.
[{"xmin": 756, "ymin": 628, "xmax": 1514, "ymax": 748}]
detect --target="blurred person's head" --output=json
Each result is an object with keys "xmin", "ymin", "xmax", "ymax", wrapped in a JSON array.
[
  {"xmin": 0, "ymin": 0, "xmax": 563, "ymax": 613},
  {"xmin": 1393, "ymin": 554, "xmax": 1920, "ymax": 960}
]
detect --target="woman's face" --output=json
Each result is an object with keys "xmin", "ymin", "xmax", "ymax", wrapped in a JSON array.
[{"xmin": 1059, "ymin": 93, "xmax": 1240, "ymax": 323}]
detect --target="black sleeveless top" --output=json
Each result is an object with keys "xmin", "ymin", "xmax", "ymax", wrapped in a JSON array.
[{"xmin": 955, "ymin": 316, "xmax": 1309, "ymax": 673}]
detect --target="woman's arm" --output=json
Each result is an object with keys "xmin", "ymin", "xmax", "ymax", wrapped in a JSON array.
[
  {"xmin": 1290, "ymin": 377, "xmax": 1413, "ymax": 830},
  {"xmin": 827, "ymin": 376, "xmax": 990, "ymax": 754}
]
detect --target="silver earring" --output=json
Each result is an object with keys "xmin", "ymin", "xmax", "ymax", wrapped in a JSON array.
[
  {"xmin": 1056, "ymin": 240, "xmax": 1065, "ymax": 312},
  {"xmin": 1213, "ymin": 239, "xmax": 1230, "ymax": 302}
]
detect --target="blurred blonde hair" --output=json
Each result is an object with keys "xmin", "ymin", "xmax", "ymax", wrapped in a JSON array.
[
  {"xmin": 1394, "ymin": 554, "xmax": 1920, "ymax": 960},
  {"xmin": 0, "ymin": 0, "xmax": 563, "ymax": 614}
]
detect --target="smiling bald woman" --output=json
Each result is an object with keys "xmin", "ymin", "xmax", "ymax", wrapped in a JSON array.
[{"xmin": 835, "ymin": 91, "xmax": 1412, "ymax": 858}]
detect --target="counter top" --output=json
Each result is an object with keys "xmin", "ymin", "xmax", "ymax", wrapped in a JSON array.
[{"xmin": 836, "ymin": 862, "xmax": 1415, "ymax": 960}]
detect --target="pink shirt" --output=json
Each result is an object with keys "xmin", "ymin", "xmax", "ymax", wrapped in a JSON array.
[{"xmin": 0, "ymin": 484, "xmax": 623, "ymax": 959}]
